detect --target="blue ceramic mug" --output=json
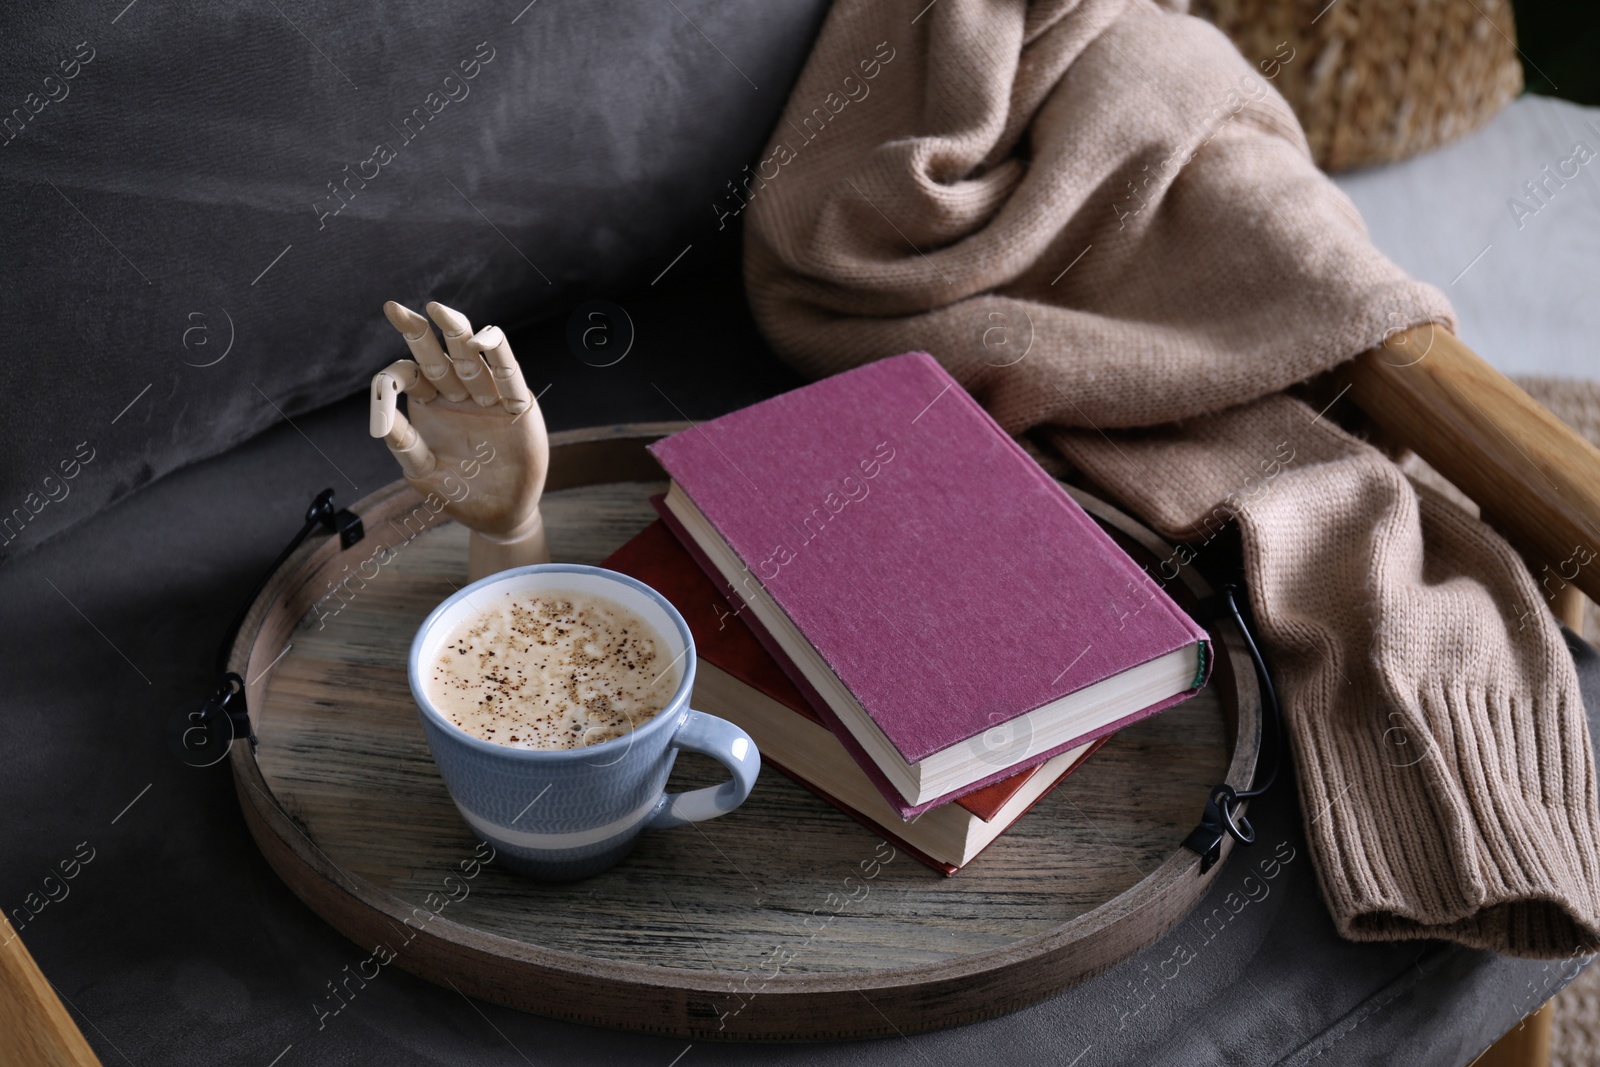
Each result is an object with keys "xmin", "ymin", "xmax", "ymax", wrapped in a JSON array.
[{"xmin": 408, "ymin": 563, "xmax": 760, "ymax": 881}]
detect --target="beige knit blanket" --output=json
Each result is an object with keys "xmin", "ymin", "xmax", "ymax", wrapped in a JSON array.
[{"xmin": 743, "ymin": 0, "xmax": 1600, "ymax": 957}]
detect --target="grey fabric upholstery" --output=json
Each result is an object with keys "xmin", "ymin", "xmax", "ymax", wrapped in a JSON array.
[
  {"xmin": 0, "ymin": 0, "xmax": 829, "ymax": 560},
  {"xmin": 0, "ymin": 269, "xmax": 1590, "ymax": 1066}
]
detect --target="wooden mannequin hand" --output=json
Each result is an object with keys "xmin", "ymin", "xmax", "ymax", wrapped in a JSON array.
[{"xmin": 370, "ymin": 300, "xmax": 550, "ymax": 579}]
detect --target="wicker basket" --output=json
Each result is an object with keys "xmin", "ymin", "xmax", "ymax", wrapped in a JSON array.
[{"xmin": 1194, "ymin": 0, "xmax": 1524, "ymax": 171}]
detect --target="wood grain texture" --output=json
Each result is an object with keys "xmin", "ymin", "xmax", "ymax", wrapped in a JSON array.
[
  {"xmin": 1553, "ymin": 586, "xmax": 1587, "ymax": 633},
  {"xmin": 227, "ymin": 424, "xmax": 1261, "ymax": 1040},
  {"xmin": 1345, "ymin": 327, "xmax": 1600, "ymax": 604},
  {"xmin": 1476, "ymin": 1001, "xmax": 1553, "ymax": 1067},
  {"xmin": 0, "ymin": 913, "xmax": 101, "ymax": 1067}
]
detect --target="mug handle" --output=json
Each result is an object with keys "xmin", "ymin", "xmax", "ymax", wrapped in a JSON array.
[{"xmin": 647, "ymin": 710, "xmax": 760, "ymax": 830}]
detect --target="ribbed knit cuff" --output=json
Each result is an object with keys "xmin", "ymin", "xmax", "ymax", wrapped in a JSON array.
[
  {"xmin": 1049, "ymin": 397, "xmax": 1600, "ymax": 958},
  {"xmin": 1291, "ymin": 487, "xmax": 1600, "ymax": 958},
  {"xmin": 1307, "ymin": 685, "xmax": 1600, "ymax": 955}
]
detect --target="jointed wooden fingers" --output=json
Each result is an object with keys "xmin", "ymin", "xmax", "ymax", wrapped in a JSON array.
[
  {"xmin": 427, "ymin": 301, "xmax": 501, "ymax": 408},
  {"xmin": 370, "ymin": 359, "xmax": 439, "ymax": 437},
  {"xmin": 384, "ymin": 300, "xmax": 467, "ymax": 403},
  {"xmin": 370, "ymin": 299, "xmax": 536, "ymax": 481},
  {"xmin": 369, "ymin": 360, "xmax": 437, "ymax": 479},
  {"xmin": 469, "ymin": 325, "xmax": 533, "ymax": 415}
]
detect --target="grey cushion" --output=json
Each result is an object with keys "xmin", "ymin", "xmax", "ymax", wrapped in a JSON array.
[
  {"xmin": 1, "ymin": 279, "xmax": 1590, "ymax": 1065},
  {"xmin": 0, "ymin": 0, "xmax": 829, "ymax": 560}
]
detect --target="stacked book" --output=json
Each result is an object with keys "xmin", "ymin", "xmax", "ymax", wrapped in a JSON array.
[{"xmin": 606, "ymin": 353, "xmax": 1209, "ymax": 873}]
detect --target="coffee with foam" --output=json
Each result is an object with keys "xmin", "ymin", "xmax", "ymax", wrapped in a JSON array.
[{"xmin": 426, "ymin": 588, "xmax": 681, "ymax": 749}]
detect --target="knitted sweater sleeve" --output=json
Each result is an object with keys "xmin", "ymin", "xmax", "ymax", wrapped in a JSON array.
[{"xmin": 1049, "ymin": 397, "xmax": 1600, "ymax": 956}]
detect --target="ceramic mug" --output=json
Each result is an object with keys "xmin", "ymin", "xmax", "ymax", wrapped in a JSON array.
[{"xmin": 408, "ymin": 563, "xmax": 760, "ymax": 881}]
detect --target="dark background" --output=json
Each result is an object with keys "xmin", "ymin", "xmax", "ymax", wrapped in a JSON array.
[
  {"xmin": 0, "ymin": 0, "xmax": 830, "ymax": 561},
  {"xmin": 1517, "ymin": 0, "xmax": 1600, "ymax": 103}
]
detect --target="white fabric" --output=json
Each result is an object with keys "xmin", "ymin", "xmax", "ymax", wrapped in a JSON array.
[{"xmin": 1335, "ymin": 96, "xmax": 1600, "ymax": 380}]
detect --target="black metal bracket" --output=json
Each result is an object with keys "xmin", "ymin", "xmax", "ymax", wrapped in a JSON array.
[
  {"xmin": 327, "ymin": 501, "xmax": 365, "ymax": 550},
  {"xmin": 1184, "ymin": 582, "xmax": 1281, "ymax": 874},
  {"xmin": 204, "ymin": 672, "xmax": 251, "ymax": 745},
  {"xmin": 170, "ymin": 489, "xmax": 362, "ymax": 766},
  {"xmin": 1182, "ymin": 799, "xmax": 1227, "ymax": 874}
]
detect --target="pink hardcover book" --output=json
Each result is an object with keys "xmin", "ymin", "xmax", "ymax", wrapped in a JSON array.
[{"xmin": 649, "ymin": 352, "xmax": 1209, "ymax": 817}]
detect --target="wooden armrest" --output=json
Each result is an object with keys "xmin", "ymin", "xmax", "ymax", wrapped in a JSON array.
[
  {"xmin": 1342, "ymin": 326, "xmax": 1600, "ymax": 606},
  {"xmin": 0, "ymin": 914, "xmax": 101, "ymax": 1066}
]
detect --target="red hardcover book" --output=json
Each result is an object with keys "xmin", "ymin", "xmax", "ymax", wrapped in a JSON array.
[
  {"xmin": 648, "ymin": 352, "xmax": 1209, "ymax": 817},
  {"xmin": 602, "ymin": 521, "xmax": 1105, "ymax": 872}
]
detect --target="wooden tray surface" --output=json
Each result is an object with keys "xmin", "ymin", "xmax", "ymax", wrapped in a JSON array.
[{"xmin": 228, "ymin": 423, "xmax": 1259, "ymax": 1040}]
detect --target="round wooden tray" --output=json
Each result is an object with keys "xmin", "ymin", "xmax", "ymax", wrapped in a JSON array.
[{"xmin": 227, "ymin": 422, "xmax": 1259, "ymax": 1041}]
